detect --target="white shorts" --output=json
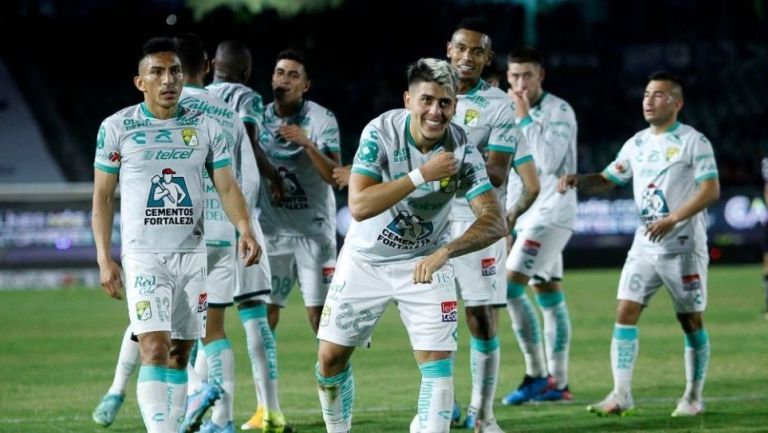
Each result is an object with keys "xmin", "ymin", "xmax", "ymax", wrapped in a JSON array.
[
  {"xmin": 317, "ymin": 247, "xmax": 458, "ymax": 351},
  {"xmin": 234, "ymin": 219, "xmax": 272, "ymax": 304},
  {"xmin": 206, "ymin": 245, "xmax": 237, "ymax": 306},
  {"xmin": 267, "ymin": 233, "xmax": 336, "ymax": 307},
  {"xmin": 506, "ymin": 225, "xmax": 572, "ymax": 284},
  {"xmin": 123, "ymin": 252, "xmax": 207, "ymax": 340},
  {"xmin": 451, "ymin": 220, "xmax": 506, "ymax": 307},
  {"xmin": 617, "ymin": 250, "xmax": 708, "ymax": 313}
]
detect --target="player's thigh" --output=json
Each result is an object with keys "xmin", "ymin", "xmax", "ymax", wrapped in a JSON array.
[
  {"xmin": 206, "ymin": 245, "xmax": 236, "ymax": 307},
  {"xmin": 123, "ymin": 253, "xmax": 174, "ymax": 336},
  {"xmin": 453, "ymin": 236, "xmax": 506, "ymax": 307},
  {"xmin": 658, "ymin": 252, "xmax": 709, "ymax": 313},
  {"xmin": 506, "ymin": 226, "xmax": 572, "ymax": 277},
  {"xmin": 266, "ymin": 235, "xmax": 298, "ymax": 307},
  {"xmin": 617, "ymin": 252, "xmax": 664, "ymax": 305},
  {"xmin": 295, "ymin": 234, "xmax": 337, "ymax": 307},
  {"xmin": 172, "ymin": 252, "xmax": 208, "ymax": 340},
  {"xmin": 234, "ymin": 221, "xmax": 272, "ymax": 304},
  {"xmin": 317, "ymin": 247, "xmax": 388, "ymax": 347},
  {"xmin": 396, "ymin": 260, "xmax": 458, "ymax": 352}
]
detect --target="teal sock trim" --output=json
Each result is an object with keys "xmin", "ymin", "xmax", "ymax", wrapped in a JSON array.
[
  {"xmin": 204, "ymin": 338, "xmax": 232, "ymax": 356},
  {"xmin": 316, "ymin": 362, "xmax": 351, "ymax": 385},
  {"xmin": 470, "ymin": 336, "xmax": 499, "ymax": 353},
  {"xmin": 684, "ymin": 329, "xmax": 709, "ymax": 349},
  {"xmin": 138, "ymin": 365, "xmax": 167, "ymax": 383},
  {"xmin": 419, "ymin": 358, "xmax": 452, "ymax": 378},
  {"xmin": 166, "ymin": 368, "xmax": 188, "ymax": 385},
  {"xmin": 238, "ymin": 304, "xmax": 267, "ymax": 322},
  {"xmin": 535, "ymin": 291, "xmax": 564, "ymax": 308},
  {"xmin": 613, "ymin": 324, "xmax": 638, "ymax": 341},
  {"xmin": 507, "ymin": 281, "xmax": 526, "ymax": 298}
]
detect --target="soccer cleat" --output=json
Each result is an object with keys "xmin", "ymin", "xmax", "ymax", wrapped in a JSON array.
[
  {"xmin": 200, "ymin": 421, "xmax": 235, "ymax": 433},
  {"xmin": 586, "ymin": 391, "xmax": 635, "ymax": 417},
  {"xmin": 463, "ymin": 410, "xmax": 477, "ymax": 430},
  {"xmin": 179, "ymin": 382, "xmax": 222, "ymax": 433},
  {"xmin": 671, "ymin": 397, "xmax": 704, "ymax": 417},
  {"xmin": 262, "ymin": 410, "xmax": 296, "ymax": 433},
  {"xmin": 92, "ymin": 393, "xmax": 125, "ymax": 427},
  {"xmin": 500, "ymin": 375, "xmax": 549, "ymax": 405},
  {"xmin": 450, "ymin": 399, "xmax": 462, "ymax": 427},
  {"xmin": 533, "ymin": 385, "xmax": 573, "ymax": 402},
  {"xmin": 409, "ymin": 414, "xmax": 421, "ymax": 433},
  {"xmin": 474, "ymin": 418, "xmax": 505, "ymax": 433},
  {"xmin": 239, "ymin": 405, "xmax": 264, "ymax": 430}
]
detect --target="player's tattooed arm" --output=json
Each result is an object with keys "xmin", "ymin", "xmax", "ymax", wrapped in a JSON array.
[
  {"xmin": 485, "ymin": 150, "xmax": 513, "ymax": 188},
  {"xmin": 506, "ymin": 160, "xmax": 540, "ymax": 230},
  {"xmin": 448, "ymin": 190, "xmax": 507, "ymax": 258},
  {"xmin": 558, "ymin": 173, "xmax": 616, "ymax": 195}
]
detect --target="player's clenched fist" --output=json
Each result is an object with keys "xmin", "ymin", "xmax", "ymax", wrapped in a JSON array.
[{"xmin": 420, "ymin": 151, "xmax": 459, "ymax": 182}]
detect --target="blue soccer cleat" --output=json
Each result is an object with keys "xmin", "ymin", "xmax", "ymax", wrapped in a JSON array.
[
  {"xmin": 199, "ymin": 420, "xmax": 234, "ymax": 433},
  {"xmin": 92, "ymin": 393, "xmax": 125, "ymax": 427},
  {"xmin": 501, "ymin": 375, "xmax": 549, "ymax": 405},
  {"xmin": 178, "ymin": 382, "xmax": 221, "ymax": 433},
  {"xmin": 462, "ymin": 410, "xmax": 477, "ymax": 430},
  {"xmin": 450, "ymin": 399, "xmax": 462, "ymax": 427},
  {"xmin": 533, "ymin": 385, "xmax": 573, "ymax": 402}
]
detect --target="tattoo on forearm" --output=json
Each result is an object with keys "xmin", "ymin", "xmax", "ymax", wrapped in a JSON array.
[{"xmin": 447, "ymin": 195, "xmax": 506, "ymax": 258}]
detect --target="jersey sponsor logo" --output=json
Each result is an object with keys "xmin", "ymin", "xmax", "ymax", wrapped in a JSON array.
[
  {"xmin": 613, "ymin": 162, "xmax": 627, "ymax": 174},
  {"xmin": 481, "ymin": 258, "xmax": 496, "ymax": 276},
  {"xmin": 522, "ymin": 239, "xmax": 541, "ymax": 257},
  {"xmin": 464, "ymin": 109, "xmax": 479, "ymax": 127},
  {"xmin": 276, "ymin": 167, "xmax": 309, "ymax": 210},
  {"xmin": 134, "ymin": 275, "xmax": 157, "ymax": 295},
  {"xmin": 640, "ymin": 184, "xmax": 669, "ymax": 224},
  {"xmin": 357, "ymin": 140, "xmax": 379, "ymax": 163},
  {"xmin": 145, "ymin": 168, "xmax": 195, "ymax": 225},
  {"xmin": 181, "ymin": 96, "xmax": 235, "ymax": 120},
  {"xmin": 682, "ymin": 274, "xmax": 701, "ymax": 291},
  {"xmin": 181, "ymin": 128, "xmax": 198, "ymax": 146},
  {"xmin": 123, "ymin": 118, "xmax": 152, "ymax": 131},
  {"xmin": 322, "ymin": 267, "xmax": 335, "ymax": 284},
  {"xmin": 378, "ymin": 210, "xmax": 434, "ymax": 250},
  {"xmin": 441, "ymin": 301, "xmax": 458, "ymax": 322},
  {"xmin": 136, "ymin": 301, "xmax": 152, "ymax": 321},
  {"xmin": 393, "ymin": 149, "xmax": 408, "ymax": 163},
  {"xmin": 197, "ymin": 293, "xmax": 208, "ymax": 312}
]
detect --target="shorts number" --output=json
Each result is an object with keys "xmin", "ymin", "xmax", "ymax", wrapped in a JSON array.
[
  {"xmin": 628, "ymin": 274, "xmax": 643, "ymax": 292},
  {"xmin": 271, "ymin": 276, "xmax": 293, "ymax": 296},
  {"xmin": 335, "ymin": 302, "xmax": 375, "ymax": 334}
]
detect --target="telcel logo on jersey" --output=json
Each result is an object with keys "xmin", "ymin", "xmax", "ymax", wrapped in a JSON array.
[
  {"xmin": 441, "ymin": 301, "xmax": 458, "ymax": 322},
  {"xmin": 144, "ymin": 168, "xmax": 194, "ymax": 226},
  {"xmin": 481, "ymin": 258, "xmax": 496, "ymax": 276}
]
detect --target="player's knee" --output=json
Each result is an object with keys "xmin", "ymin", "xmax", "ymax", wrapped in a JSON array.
[
  {"xmin": 317, "ymin": 342, "xmax": 351, "ymax": 375},
  {"xmin": 138, "ymin": 338, "xmax": 171, "ymax": 365},
  {"xmin": 676, "ymin": 312, "xmax": 703, "ymax": 333}
]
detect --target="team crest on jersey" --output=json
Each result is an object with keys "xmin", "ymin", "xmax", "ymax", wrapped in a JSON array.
[
  {"xmin": 481, "ymin": 258, "xmax": 496, "ymax": 276},
  {"xmin": 682, "ymin": 274, "xmax": 701, "ymax": 291},
  {"xmin": 522, "ymin": 239, "xmax": 541, "ymax": 257},
  {"xmin": 439, "ymin": 175, "xmax": 458, "ymax": 194},
  {"xmin": 378, "ymin": 210, "xmax": 434, "ymax": 250},
  {"xmin": 322, "ymin": 267, "xmax": 335, "ymax": 284},
  {"xmin": 666, "ymin": 146, "xmax": 680, "ymax": 161},
  {"xmin": 197, "ymin": 293, "xmax": 208, "ymax": 312},
  {"xmin": 181, "ymin": 128, "xmax": 198, "ymax": 146},
  {"xmin": 464, "ymin": 109, "xmax": 480, "ymax": 127},
  {"xmin": 441, "ymin": 301, "xmax": 458, "ymax": 322},
  {"xmin": 640, "ymin": 184, "xmax": 669, "ymax": 224},
  {"xmin": 136, "ymin": 301, "xmax": 152, "ymax": 321}
]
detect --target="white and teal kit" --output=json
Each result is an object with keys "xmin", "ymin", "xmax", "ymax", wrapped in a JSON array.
[
  {"xmin": 450, "ymin": 79, "xmax": 532, "ymax": 305},
  {"xmin": 603, "ymin": 122, "xmax": 719, "ymax": 312},
  {"xmin": 506, "ymin": 91, "xmax": 578, "ymax": 282},
  {"xmin": 207, "ymin": 81, "xmax": 265, "ymax": 128}
]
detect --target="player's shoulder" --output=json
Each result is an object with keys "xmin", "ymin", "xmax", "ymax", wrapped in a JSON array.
[
  {"xmin": 305, "ymin": 100, "xmax": 337, "ymax": 121},
  {"xmin": 541, "ymin": 92, "xmax": 575, "ymax": 116},
  {"xmin": 368, "ymin": 108, "xmax": 406, "ymax": 132},
  {"xmin": 675, "ymin": 122, "xmax": 709, "ymax": 144}
]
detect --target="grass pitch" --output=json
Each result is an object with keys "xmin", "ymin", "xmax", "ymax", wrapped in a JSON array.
[{"xmin": 0, "ymin": 264, "xmax": 766, "ymax": 432}]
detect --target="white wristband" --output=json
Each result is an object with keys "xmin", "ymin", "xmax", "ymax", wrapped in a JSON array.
[{"xmin": 408, "ymin": 168, "xmax": 426, "ymax": 187}]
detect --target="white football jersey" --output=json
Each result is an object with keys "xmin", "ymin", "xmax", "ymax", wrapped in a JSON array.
[
  {"xmin": 451, "ymin": 79, "xmax": 532, "ymax": 222},
  {"xmin": 602, "ymin": 122, "xmax": 719, "ymax": 253},
  {"xmin": 94, "ymin": 103, "xmax": 230, "ymax": 254},
  {"xmin": 345, "ymin": 109, "xmax": 492, "ymax": 263},
  {"xmin": 206, "ymin": 81, "xmax": 265, "ymax": 127}
]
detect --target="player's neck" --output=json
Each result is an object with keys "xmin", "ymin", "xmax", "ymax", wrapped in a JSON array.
[
  {"xmin": 183, "ymin": 77, "xmax": 206, "ymax": 88},
  {"xmin": 275, "ymin": 99, "xmax": 303, "ymax": 118},
  {"xmin": 458, "ymin": 77, "xmax": 480, "ymax": 95},
  {"xmin": 212, "ymin": 72, "xmax": 241, "ymax": 84},
  {"xmin": 649, "ymin": 118, "xmax": 679, "ymax": 135},
  {"xmin": 143, "ymin": 101, "xmax": 178, "ymax": 120}
]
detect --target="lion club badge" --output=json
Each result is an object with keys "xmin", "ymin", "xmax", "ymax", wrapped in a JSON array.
[{"xmin": 181, "ymin": 128, "xmax": 198, "ymax": 146}]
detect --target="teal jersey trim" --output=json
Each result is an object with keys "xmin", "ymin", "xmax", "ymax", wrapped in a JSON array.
[
  {"xmin": 465, "ymin": 79, "xmax": 485, "ymax": 96},
  {"xmin": 602, "ymin": 170, "xmax": 628, "ymax": 186},
  {"xmin": 138, "ymin": 365, "xmax": 167, "ymax": 383},
  {"xmin": 166, "ymin": 368, "xmax": 188, "ymax": 384},
  {"xmin": 517, "ymin": 115, "xmax": 534, "ymax": 128},
  {"xmin": 351, "ymin": 166, "xmax": 382, "ymax": 182},
  {"xmin": 241, "ymin": 116, "xmax": 259, "ymax": 125},
  {"xmin": 695, "ymin": 172, "xmax": 718, "ymax": 184},
  {"xmin": 419, "ymin": 358, "xmax": 453, "ymax": 378},
  {"xmin": 205, "ymin": 240, "xmax": 233, "ymax": 247},
  {"xmin": 613, "ymin": 325, "xmax": 638, "ymax": 341},
  {"xmin": 667, "ymin": 121, "xmax": 681, "ymax": 132},
  {"xmin": 470, "ymin": 336, "xmax": 500, "ymax": 353},
  {"xmin": 465, "ymin": 182, "xmax": 493, "ymax": 202},
  {"xmin": 211, "ymin": 158, "xmax": 231, "ymax": 170},
  {"xmin": 94, "ymin": 162, "xmax": 119, "ymax": 174},
  {"xmin": 405, "ymin": 115, "xmax": 445, "ymax": 152},
  {"xmin": 487, "ymin": 144, "xmax": 515, "ymax": 154},
  {"xmin": 514, "ymin": 154, "xmax": 534, "ymax": 167},
  {"xmin": 326, "ymin": 146, "xmax": 341, "ymax": 153}
]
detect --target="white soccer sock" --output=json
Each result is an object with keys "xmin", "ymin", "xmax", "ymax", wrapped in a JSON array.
[
  {"xmin": 166, "ymin": 367, "xmax": 188, "ymax": 431},
  {"xmin": 186, "ymin": 340, "xmax": 204, "ymax": 394},
  {"xmin": 417, "ymin": 359, "xmax": 453, "ymax": 433},
  {"xmin": 316, "ymin": 363, "xmax": 354, "ymax": 433},
  {"xmin": 239, "ymin": 305, "xmax": 281, "ymax": 414},
  {"xmin": 107, "ymin": 325, "xmax": 139, "ymax": 396},
  {"xmin": 204, "ymin": 338, "xmax": 235, "ymax": 426},
  {"xmin": 683, "ymin": 329, "xmax": 709, "ymax": 401},
  {"xmin": 469, "ymin": 337, "xmax": 499, "ymax": 421},
  {"xmin": 611, "ymin": 324, "xmax": 638, "ymax": 397},
  {"xmin": 137, "ymin": 365, "xmax": 169, "ymax": 433},
  {"xmin": 536, "ymin": 291, "xmax": 571, "ymax": 389},
  {"xmin": 506, "ymin": 281, "xmax": 546, "ymax": 377}
]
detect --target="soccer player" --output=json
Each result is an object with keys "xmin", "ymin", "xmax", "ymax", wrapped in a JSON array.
[
  {"xmin": 501, "ymin": 46, "xmax": 578, "ymax": 405},
  {"xmin": 315, "ymin": 58, "xmax": 507, "ymax": 433},
  {"xmin": 92, "ymin": 37, "xmax": 260, "ymax": 433},
  {"xmin": 207, "ymin": 40, "xmax": 292, "ymax": 432},
  {"xmin": 445, "ymin": 18, "xmax": 539, "ymax": 431},
  {"xmin": 257, "ymin": 49, "xmax": 340, "ymax": 335},
  {"xmin": 559, "ymin": 71, "xmax": 719, "ymax": 417}
]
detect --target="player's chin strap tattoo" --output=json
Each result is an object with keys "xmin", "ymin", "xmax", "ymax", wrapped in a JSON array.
[{"xmin": 445, "ymin": 192, "xmax": 507, "ymax": 258}]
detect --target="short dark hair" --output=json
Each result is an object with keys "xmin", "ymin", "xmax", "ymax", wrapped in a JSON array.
[
  {"xmin": 406, "ymin": 58, "xmax": 459, "ymax": 98},
  {"xmin": 276, "ymin": 49, "xmax": 309, "ymax": 78},
  {"xmin": 648, "ymin": 70, "xmax": 684, "ymax": 97},
  {"xmin": 455, "ymin": 17, "xmax": 490, "ymax": 35},
  {"xmin": 507, "ymin": 45, "xmax": 543, "ymax": 66},
  {"xmin": 139, "ymin": 37, "xmax": 176, "ymax": 66},
  {"xmin": 174, "ymin": 33, "xmax": 207, "ymax": 76},
  {"xmin": 481, "ymin": 59, "xmax": 504, "ymax": 82}
]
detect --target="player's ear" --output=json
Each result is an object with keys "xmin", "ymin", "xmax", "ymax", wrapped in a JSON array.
[
  {"xmin": 134, "ymin": 75, "xmax": 145, "ymax": 93},
  {"xmin": 303, "ymin": 79, "xmax": 311, "ymax": 93},
  {"xmin": 403, "ymin": 91, "xmax": 411, "ymax": 110}
]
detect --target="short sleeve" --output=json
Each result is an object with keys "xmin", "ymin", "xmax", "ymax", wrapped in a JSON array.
[
  {"xmin": 602, "ymin": 140, "xmax": 633, "ymax": 186},
  {"xmin": 206, "ymin": 119, "xmax": 232, "ymax": 171},
  {"xmin": 240, "ymin": 91, "xmax": 264, "ymax": 126},
  {"xmin": 351, "ymin": 124, "xmax": 385, "ymax": 182},
  {"xmin": 691, "ymin": 134, "xmax": 718, "ymax": 183},
  {"xmin": 460, "ymin": 143, "xmax": 493, "ymax": 202},
  {"xmin": 316, "ymin": 110, "xmax": 341, "ymax": 154},
  {"xmin": 93, "ymin": 120, "xmax": 121, "ymax": 174}
]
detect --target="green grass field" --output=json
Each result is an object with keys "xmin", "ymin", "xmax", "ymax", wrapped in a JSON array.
[{"xmin": 1, "ymin": 264, "xmax": 767, "ymax": 433}]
